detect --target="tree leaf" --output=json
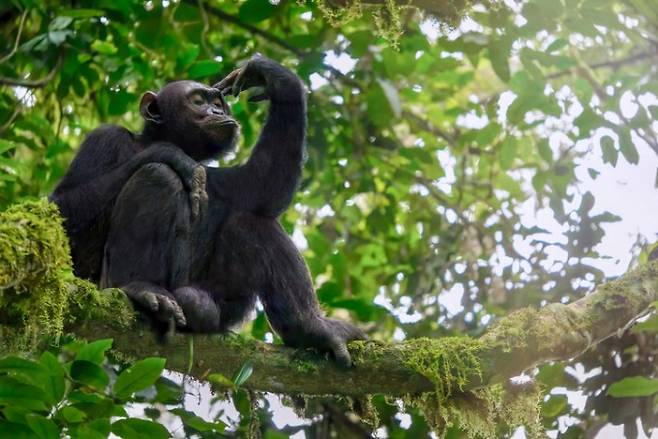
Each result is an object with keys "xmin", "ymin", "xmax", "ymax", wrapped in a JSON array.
[
  {"xmin": 91, "ymin": 40, "xmax": 118, "ymax": 55},
  {"xmin": 238, "ymin": 0, "xmax": 278, "ymax": 23},
  {"xmin": 0, "ymin": 377, "xmax": 47, "ymax": 411},
  {"xmin": 500, "ymin": 137, "xmax": 517, "ymax": 169},
  {"xmin": 608, "ymin": 376, "xmax": 658, "ymax": 397},
  {"xmin": 111, "ymin": 419, "xmax": 170, "ymax": 439},
  {"xmin": 0, "ymin": 421, "xmax": 35, "ymax": 439},
  {"xmin": 70, "ymin": 360, "xmax": 109, "ymax": 390},
  {"xmin": 59, "ymin": 9, "xmax": 106, "ymax": 18},
  {"xmin": 618, "ymin": 129, "xmax": 639, "ymax": 164},
  {"xmin": 232, "ymin": 361, "xmax": 254, "ymax": 387},
  {"xmin": 489, "ymin": 37, "xmax": 512, "ymax": 82},
  {"xmin": 76, "ymin": 339, "xmax": 113, "ymax": 365},
  {"xmin": 113, "ymin": 358, "xmax": 166, "ymax": 398},
  {"xmin": 188, "ymin": 60, "xmax": 223, "ymax": 79},
  {"xmin": 600, "ymin": 135, "xmax": 618, "ymax": 166},
  {"xmin": 39, "ymin": 352, "xmax": 65, "ymax": 404},
  {"xmin": 26, "ymin": 414, "xmax": 59, "ymax": 439},
  {"xmin": 376, "ymin": 78, "xmax": 401, "ymax": 119}
]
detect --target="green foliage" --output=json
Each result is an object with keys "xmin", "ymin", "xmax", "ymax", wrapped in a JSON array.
[{"xmin": 0, "ymin": 339, "xmax": 221, "ymax": 438}]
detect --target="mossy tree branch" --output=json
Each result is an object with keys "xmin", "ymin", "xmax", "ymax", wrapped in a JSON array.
[{"xmin": 2, "ymin": 200, "xmax": 658, "ymax": 398}]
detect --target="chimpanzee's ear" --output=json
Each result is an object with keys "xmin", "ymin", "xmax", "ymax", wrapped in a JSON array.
[{"xmin": 139, "ymin": 91, "xmax": 163, "ymax": 124}]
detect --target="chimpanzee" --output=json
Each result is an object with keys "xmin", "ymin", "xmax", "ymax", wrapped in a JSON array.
[{"xmin": 50, "ymin": 55, "xmax": 364, "ymax": 365}]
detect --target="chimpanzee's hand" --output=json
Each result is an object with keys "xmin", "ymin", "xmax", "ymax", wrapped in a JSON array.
[
  {"xmin": 123, "ymin": 284, "xmax": 187, "ymax": 328},
  {"xmin": 214, "ymin": 54, "xmax": 304, "ymax": 104},
  {"xmin": 137, "ymin": 143, "xmax": 207, "ymax": 220},
  {"xmin": 310, "ymin": 318, "xmax": 367, "ymax": 368}
]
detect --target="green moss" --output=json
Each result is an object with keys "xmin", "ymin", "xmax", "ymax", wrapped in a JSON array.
[
  {"xmin": 0, "ymin": 200, "xmax": 73, "ymax": 351},
  {"xmin": 313, "ymin": 0, "xmax": 479, "ymax": 47},
  {"xmin": 352, "ymin": 394, "xmax": 379, "ymax": 429},
  {"xmin": 68, "ymin": 284, "xmax": 134, "ymax": 329},
  {"xmin": 401, "ymin": 337, "xmax": 484, "ymax": 398},
  {"xmin": 480, "ymin": 307, "xmax": 538, "ymax": 352},
  {"xmin": 0, "ymin": 200, "xmax": 135, "ymax": 351},
  {"xmin": 349, "ymin": 339, "xmax": 387, "ymax": 366}
]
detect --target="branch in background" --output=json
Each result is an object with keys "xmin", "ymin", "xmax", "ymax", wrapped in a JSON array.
[
  {"xmin": 190, "ymin": 1, "xmax": 362, "ymax": 89},
  {"xmin": 547, "ymin": 50, "xmax": 657, "ymax": 80},
  {"xmin": 2, "ymin": 200, "xmax": 657, "ymax": 398},
  {"xmin": 0, "ymin": 51, "xmax": 63, "ymax": 88},
  {"xmin": 0, "ymin": 9, "xmax": 28, "ymax": 64}
]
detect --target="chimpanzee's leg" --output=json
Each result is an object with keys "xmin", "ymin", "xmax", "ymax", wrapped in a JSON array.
[
  {"xmin": 172, "ymin": 287, "xmax": 255, "ymax": 333},
  {"xmin": 101, "ymin": 162, "xmax": 198, "ymax": 327},
  {"xmin": 209, "ymin": 212, "xmax": 364, "ymax": 366}
]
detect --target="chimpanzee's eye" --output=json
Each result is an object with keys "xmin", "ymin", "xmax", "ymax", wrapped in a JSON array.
[
  {"xmin": 190, "ymin": 93, "xmax": 206, "ymax": 106},
  {"xmin": 212, "ymin": 97, "xmax": 223, "ymax": 108}
]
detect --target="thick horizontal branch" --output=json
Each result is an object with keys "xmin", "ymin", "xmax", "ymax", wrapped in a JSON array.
[
  {"xmin": 71, "ymin": 261, "xmax": 658, "ymax": 396},
  {"xmin": 2, "ymin": 200, "xmax": 657, "ymax": 397}
]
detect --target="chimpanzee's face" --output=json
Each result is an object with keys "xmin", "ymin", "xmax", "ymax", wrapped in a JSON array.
[{"xmin": 141, "ymin": 80, "xmax": 240, "ymax": 161}]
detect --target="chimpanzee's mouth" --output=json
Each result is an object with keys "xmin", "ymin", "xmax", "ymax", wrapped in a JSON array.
[{"xmin": 202, "ymin": 116, "xmax": 238, "ymax": 130}]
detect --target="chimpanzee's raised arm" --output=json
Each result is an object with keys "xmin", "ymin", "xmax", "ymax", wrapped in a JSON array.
[{"xmin": 206, "ymin": 55, "xmax": 306, "ymax": 217}]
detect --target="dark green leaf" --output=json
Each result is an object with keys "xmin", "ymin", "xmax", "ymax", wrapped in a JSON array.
[
  {"xmin": 600, "ymin": 135, "xmax": 618, "ymax": 166},
  {"xmin": 188, "ymin": 60, "xmax": 223, "ymax": 79},
  {"xmin": 0, "ymin": 377, "xmax": 47, "ymax": 411},
  {"xmin": 111, "ymin": 418, "xmax": 170, "ymax": 439},
  {"xmin": 26, "ymin": 414, "xmax": 59, "ymax": 439},
  {"xmin": 61, "ymin": 406, "xmax": 87, "ymax": 423},
  {"xmin": 70, "ymin": 360, "xmax": 109, "ymax": 390},
  {"xmin": 0, "ymin": 421, "xmax": 34, "ymax": 439},
  {"xmin": 39, "ymin": 352, "xmax": 65, "ymax": 403},
  {"xmin": 618, "ymin": 130, "xmax": 639, "ymax": 164},
  {"xmin": 170, "ymin": 408, "xmax": 224, "ymax": 433},
  {"xmin": 113, "ymin": 358, "xmax": 166, "ymax": 398},
  {"xmin": 238, "ymin": 0, "xmax": 278, "ymax": 23}
]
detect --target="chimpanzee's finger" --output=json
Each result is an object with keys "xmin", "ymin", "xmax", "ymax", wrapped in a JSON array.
[
  {"xmin": 232, "ymin": 69, "xmax": 247, "ymax": 97},
  {"xmin": 215, "ymin": 68, "xmax": 242, "ymax": 93}
]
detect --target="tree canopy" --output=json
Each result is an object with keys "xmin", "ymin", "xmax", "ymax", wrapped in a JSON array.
[{"xmin": 0, "ymin": 0, "xmax": 657, "ymax": 437}]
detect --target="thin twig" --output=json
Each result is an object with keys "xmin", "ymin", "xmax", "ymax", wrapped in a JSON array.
[
  {"xmin": 0, "ymin": 51, "xmax": 64, "ymax": 88},
  {"xmin": 0, "ymin": 105, "xmax": 20, "ymax": 134},
  {"xmin": 547, "ymin": 50, "xmax": 656, "ymax": 80},
  {"xmin": 0, "ymin": 9, "xmax": 28, "ymax": 65}
]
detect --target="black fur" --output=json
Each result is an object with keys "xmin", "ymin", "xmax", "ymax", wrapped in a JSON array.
[{"xmin": 51, "ymin": 56, "xmax": 364, "ymax": 366}]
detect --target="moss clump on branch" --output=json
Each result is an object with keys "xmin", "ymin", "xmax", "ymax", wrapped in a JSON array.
[
  {"xmin": 0, "ymin": 199, "xmax": 73, "ymax": 350},
  {"xmin": 0, "ymin": 199, "xmax": 134, "ymax": 351},
  {"xmin": 351, "ymin": 336, "xmax": 541, "ymax": 437},
  {"xmin": 401, "ymin": 337, "xmax": 484, "ymax": 398}
]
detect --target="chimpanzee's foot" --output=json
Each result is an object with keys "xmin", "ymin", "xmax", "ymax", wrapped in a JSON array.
[{"xmin": 122, "ymin": 281, "xmax": 187, "ymax": 328}]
